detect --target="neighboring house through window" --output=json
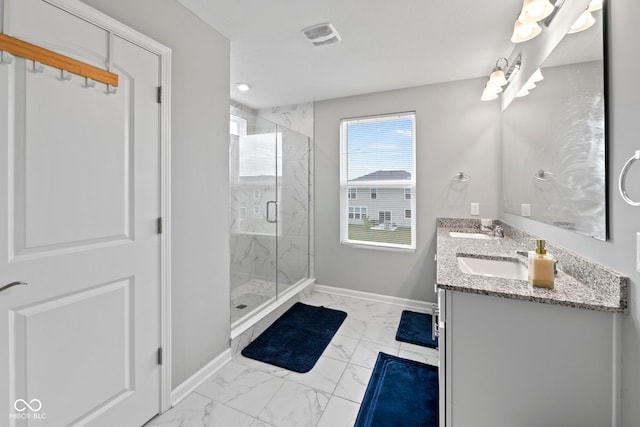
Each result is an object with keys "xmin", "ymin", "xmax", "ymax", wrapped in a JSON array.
[
  {"xmin": 348, "ymin": 187, "xmax": 357, "ymax": 200},
  {"xmin": 378, "ymin": 211, "xmax": 392, "ymax": 223},
  {"xmin": 340, "ymin": 113, "xmax": 416, "ymax": 250},
  {"xmin": 349, "ymin": 206, "xmax": 368, "ymax": 220}
]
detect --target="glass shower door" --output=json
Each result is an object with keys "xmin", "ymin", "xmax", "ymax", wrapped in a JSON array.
[{"xmin": 229, "ymin": 108, "xmax": 280, "ymax": 325}]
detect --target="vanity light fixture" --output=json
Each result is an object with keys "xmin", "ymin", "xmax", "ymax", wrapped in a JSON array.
[
  {"xmin": 588, "ymin": 0, "xmax": 603, "ymax": 12},
  {"xmin": 568, "ymin": 10, "xmax": 596, "ymax": 33},
  {"xmin": 511, "ymin": 0, "xmax": 554, "ymax": 43},
  {"xmin": 481, "ymin": 86, "xmax": 499, "ymax": 101},
  {"xmin": 568, "ymin": 0, "xmax": 602, "ymax": 34},
  {"xmin": 530, "ymin": 68, "xmax": 544, "ymax": 82},
  {"xmin": 487, "ymin": 58, "xmax": 509, "ymax": 87},
  {"xmin": 481, "ymin": 57, "xmax": 521, "ymax": 101},
  {"xmin": 236, "ymin": 82, "xmax": 252, "ymax": 92},
  {"xmin": 516, "ymin": 68, "xmax": 544, "ymax": 98},
  {"xmin": 511, "ymin": 18, "xmax": 542, "ymax": 43},
  {"xmin": 518, "ymin": 0, "xmax": 555, "ymax": 23}
]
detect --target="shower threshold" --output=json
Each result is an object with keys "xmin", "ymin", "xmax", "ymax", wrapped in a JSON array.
[{"xmin": 230, "ymin": 277, "xmax": 315, "ymax": 339}]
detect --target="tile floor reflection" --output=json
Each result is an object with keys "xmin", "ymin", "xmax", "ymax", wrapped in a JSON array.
[{"xmin": 145, "ymin": 291, "xmax": 439, "ymax": 427}]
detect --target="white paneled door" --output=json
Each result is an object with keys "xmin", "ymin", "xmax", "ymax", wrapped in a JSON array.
[{"xmin": 0, "ymin": 0, "xmax": 163, "ymax": 425}]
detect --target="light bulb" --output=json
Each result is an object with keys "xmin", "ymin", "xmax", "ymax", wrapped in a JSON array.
[
  {"xmin": 481, "ymin": 87, "xmax": 499, "ymax": 101},
  {"xmin": 588, "ymin": 0, "xmax": 603, "ymax": 12},
  {"xmin": 511, "ymin": 20, "xmax": 542, "ymax": 43},
  {"xmin": 568, "ymin": 11, "xmax": 596, "ymax": 34},
  {"xmin": 488, "ymin": 69, "xmax": 507, "ymax": 87},
  {"xmin": 530, "ymin": 68, "xmax": 544, "ymax": 82},
  {"xmin": 518, "ymin": 0, "xmax": 554, "ymax": 24}
]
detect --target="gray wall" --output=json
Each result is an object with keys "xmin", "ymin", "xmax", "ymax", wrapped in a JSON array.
[
  {"xmin": 315, "ymin": 78, "xmax": 501, "ymax": 302},
  {"xmin": 82, "ymin": 0, "xmax": 231, "ymax": 388},
  {"xmin": 503, "ymin": 1, "xmax": 640, "ymax": 424}
]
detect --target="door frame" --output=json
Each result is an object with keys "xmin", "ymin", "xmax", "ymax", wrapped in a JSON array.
[{"xmin": 41, "ymin": 0, "xmax": 173, "ymax": 413}]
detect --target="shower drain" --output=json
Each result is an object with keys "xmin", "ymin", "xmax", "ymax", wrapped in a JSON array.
[{"xmin": 236, "ymin": 304, "xmax": 248, "ymax": 309}]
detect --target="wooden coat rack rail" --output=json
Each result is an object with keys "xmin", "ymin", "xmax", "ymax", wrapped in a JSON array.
[{"xmin": 0, "ymin": 33, "xmax": 118, "ymax": 87}]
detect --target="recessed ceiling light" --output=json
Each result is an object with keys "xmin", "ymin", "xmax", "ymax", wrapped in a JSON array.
[{"xmin": 236, "ymin": 83, "xmax": 252, "ymax": 92}]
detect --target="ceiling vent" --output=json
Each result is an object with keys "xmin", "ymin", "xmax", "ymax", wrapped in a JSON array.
[{"xmin": 301, "ymin": 23, "xmax": 342, "ymax": 47}]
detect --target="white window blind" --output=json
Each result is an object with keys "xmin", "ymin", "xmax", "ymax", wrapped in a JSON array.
[{"xmin": 340, "ymin": 113, "xmax": 416, "ymax": 250}]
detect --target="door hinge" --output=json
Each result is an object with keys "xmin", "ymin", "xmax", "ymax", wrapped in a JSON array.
[
  {"xmin": 157, "ymin": 217, "xmax": 163, "ymax": 234},
  {"xmin": 157, "ymin": 86, "xmax": 162, "ymax": 103},
  {"xmin": 157, "ymin": 347, "xmax": 163, "ymax": 365}
]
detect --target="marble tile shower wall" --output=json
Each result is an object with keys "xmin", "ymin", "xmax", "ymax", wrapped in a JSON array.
[
  {"xmin": 278, "ymin": 134, "xmax": 310, "ymax": 286},
  {"xmin": 257, "ymin": 103, "xmax": 314, "ymax": 139}
]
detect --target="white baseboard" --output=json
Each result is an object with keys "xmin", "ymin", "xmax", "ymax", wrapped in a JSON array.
[
  {"xmin": 170, "ymin": 348, "xmax": 232, "ymax": 408},
  {"xmin": 314, "ymin": 284, "xmax": 434, "ymax": 312}
]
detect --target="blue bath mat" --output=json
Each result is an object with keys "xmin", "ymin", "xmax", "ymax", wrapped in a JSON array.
[
  {"xmin": 241, "ymin": 302, "xmax": 347, "ymax": 373},
  {"xmin": 395, "ymin": 310, "xmax": 438, "ymax": 349},
  {"xmin": 355, "ymin": 353, "xmax": 439, "ymax": 427}
]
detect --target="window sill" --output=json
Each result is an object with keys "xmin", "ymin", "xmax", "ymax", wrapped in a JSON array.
[{"xmin": 340, "ymin": 241, "xmax": 416, "ymax": 253}]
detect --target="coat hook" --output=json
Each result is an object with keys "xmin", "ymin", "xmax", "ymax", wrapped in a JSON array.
[
  {"xmin": 30, "ymin": 60, "xmax": 44, "ymax": 73},
  {"xmin": 83, "ymin": 77, "xmax": 96, "ymax": 88},
  {"xmin": 58, "ymin": 69, "xmax": 72, "ymax": 81},
  {"xmin": 0, "ymin": 51, "xmax": 14, "ymax": 64},
  {"xmin": 106, "ymin": 84, "xmax": 117, "ymax": 95}
]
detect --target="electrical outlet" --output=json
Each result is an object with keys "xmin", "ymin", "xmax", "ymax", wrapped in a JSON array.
[
  {"xmin": 637, "ymin": 233, "xmax": 640, "ymax": 273},
  {"xmin": 470, "ymin": 202, "xmax": 479, "ymax": 216},
  {"xmin": 521, "ymin": 203, "xmax": 531, "ymax": 217}
]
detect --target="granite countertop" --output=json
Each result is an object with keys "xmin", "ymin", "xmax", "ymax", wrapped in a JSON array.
[{"xmin": 436, "ymin": 220, "xmax": 627, "ymax": 313}]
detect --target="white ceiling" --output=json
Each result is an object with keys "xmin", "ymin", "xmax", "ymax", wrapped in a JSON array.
[{"xmin": 176, "ymin": 0, "xmax": 528, "ymax": 109}]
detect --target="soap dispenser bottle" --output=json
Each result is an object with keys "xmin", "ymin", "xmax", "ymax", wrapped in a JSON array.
[{"xmin": 528, "ymin": 239, "xmax": 554, "ymax": 289}]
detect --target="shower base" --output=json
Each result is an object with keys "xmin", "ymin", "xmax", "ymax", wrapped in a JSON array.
[
  {"xmin": 230, "ymin": 279, "xmax": 295, "ymax": 324},
  {"xmin": 231, "ymin": 277, "xmax": 315, "ymax": 338}
]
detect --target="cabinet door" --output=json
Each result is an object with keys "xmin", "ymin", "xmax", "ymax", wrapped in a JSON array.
[{"xmin": 447, "ymin": 291, "xmax": 616, "ymax": 427}]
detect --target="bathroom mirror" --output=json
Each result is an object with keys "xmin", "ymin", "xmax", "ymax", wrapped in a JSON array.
[{"xmin": 502, "ymin": 4, "xmax": 606, "ymax": 240}]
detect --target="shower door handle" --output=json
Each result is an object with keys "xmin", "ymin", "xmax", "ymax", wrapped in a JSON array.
[{"xmin": 266, "ymin": 201, "xmax": 277, "ymax": 223}]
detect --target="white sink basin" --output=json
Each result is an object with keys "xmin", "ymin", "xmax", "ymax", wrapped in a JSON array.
[
  {"xmin": 457, "ymin": 255, "xmax": 527, "ymax": 280},
  {"xmin": 449, "ymin": 231, "xmax": 492, "ymax": 240}
]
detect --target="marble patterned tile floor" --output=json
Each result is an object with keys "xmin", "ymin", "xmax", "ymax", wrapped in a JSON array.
[{"xmin": 145, "ymin": 291, "xmax": 439, "ymax": 427}]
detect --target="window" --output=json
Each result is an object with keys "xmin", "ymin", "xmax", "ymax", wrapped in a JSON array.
[
  {"xmin": 348, "ymin": 187, "xmax": 357, "ymax": 200},
  {"xmin": 349, "ymin": 206, "xmax": 368, "ymax": 220},
  {"xmin": 379, "ymin": 211, "xmax": 392, "ymax": 222},
  {"xmin": 340, "ymin": 113, "xmax": 416, "ymax": 250}
]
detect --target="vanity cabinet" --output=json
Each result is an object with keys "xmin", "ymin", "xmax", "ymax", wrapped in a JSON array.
[{"xmin": 438, "ymin": 289, "xmax": 618, "ymax": 427}]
